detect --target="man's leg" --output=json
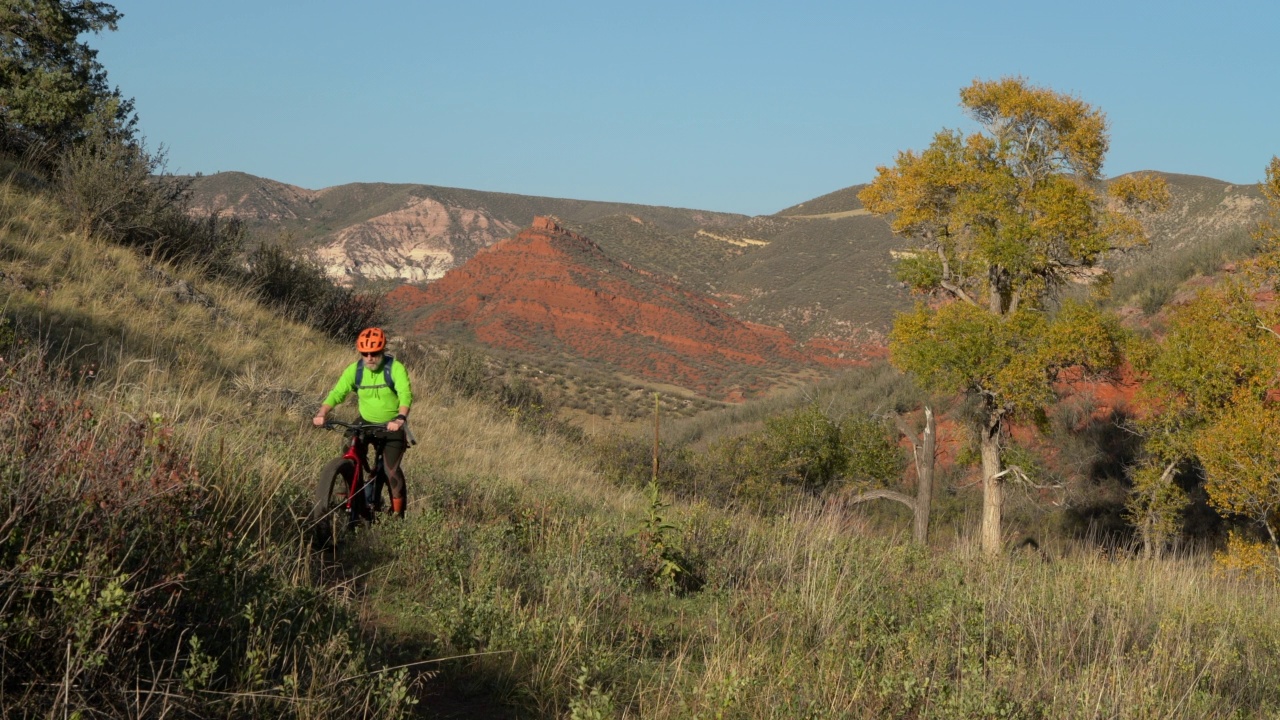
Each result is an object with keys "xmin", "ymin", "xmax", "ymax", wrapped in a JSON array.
[{"xmin": 380, "ymin": 430, "xmax": 408, "ymax": 517}]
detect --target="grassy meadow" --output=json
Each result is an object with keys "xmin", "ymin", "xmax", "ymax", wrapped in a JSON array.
[{"xmin": 3, "ymin": 172, "xmax": 1280, "ymax": 719}]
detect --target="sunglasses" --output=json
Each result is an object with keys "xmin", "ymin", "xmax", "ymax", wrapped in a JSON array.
[{"xmin": 360, "ymin": 351, "xmax": 383, "ymax": 358}]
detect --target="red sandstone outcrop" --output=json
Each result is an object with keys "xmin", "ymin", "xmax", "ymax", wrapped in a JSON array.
[{"xmin": 387, "ymin": 217, "xmax": 865, "ymax": 399}]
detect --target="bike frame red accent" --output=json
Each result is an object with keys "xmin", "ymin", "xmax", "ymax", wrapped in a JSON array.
[
  {"xmin": 326, "ymin": 422, "xmax": 387, "ymax": 516},
  {"xmin": 342, "ymin": 434, "xmax": 365, "ymax": 510}
]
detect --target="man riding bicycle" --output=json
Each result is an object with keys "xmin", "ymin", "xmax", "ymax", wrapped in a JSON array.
[{"xmin": 313, "ymin": 327, "xmax": 414, "ymax": 517}]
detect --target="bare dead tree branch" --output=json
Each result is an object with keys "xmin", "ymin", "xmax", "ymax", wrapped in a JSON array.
[{"xmin": 846, "ymin": 488, "xmax": 918, "ymax": 512}]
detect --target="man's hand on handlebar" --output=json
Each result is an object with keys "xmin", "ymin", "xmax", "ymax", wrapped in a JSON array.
[{"xmin": 316, "ymin": 419, "xmax": 390, "ymax": 432}]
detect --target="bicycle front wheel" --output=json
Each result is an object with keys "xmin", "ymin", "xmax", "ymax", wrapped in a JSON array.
[{"xmin": 311, "ymin": 457, "xmax": 355, "ymax": 550}]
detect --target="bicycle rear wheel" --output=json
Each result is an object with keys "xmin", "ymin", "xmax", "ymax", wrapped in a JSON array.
[{"xmin": 311, "ymin": 457, "xmax": 356, "ymax": 550}]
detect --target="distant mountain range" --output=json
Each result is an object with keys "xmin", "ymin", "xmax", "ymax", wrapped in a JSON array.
[{"xmin": 187, "ymin": 171, "xmax": 1267, "ymax": 399}]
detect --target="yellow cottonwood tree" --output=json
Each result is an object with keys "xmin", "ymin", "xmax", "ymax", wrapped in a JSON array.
[
  {"xmin": 860, "ymin": 77, "xmax": 1168, "ymax": 554},
  {"xmin": 1258, "ymin": 156, "xmax": 1280, "ymax": 243},
  {"xmin": 1195, "ymin": 392, "xmax": 1280, "ymax": 572},
  {"xmin": 1137, "ymin": 156, "xmax": 1280, "ymax": 575},
  {"xmin": 1127, "ymin": 281, "xmax": 1280, "ymax": 556}
]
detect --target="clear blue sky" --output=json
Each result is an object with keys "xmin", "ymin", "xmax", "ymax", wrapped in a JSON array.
[{"xmin": 95, "ymin": 1, "xmax": 1279, "ymax": 216}]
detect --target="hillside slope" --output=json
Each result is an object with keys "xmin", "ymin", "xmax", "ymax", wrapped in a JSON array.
[
  {"xmin": 0, "ymin": 176, "xmax": 425, "ymax": 713},
  {"xmin": 192, "ymin": 171, "xmax": 1266, "ymax": 345},
  {"xmin": 184, "ymin": 170, "xmax": 1271, "ymax": 418},
  {"xmin": 561, "ymin": 197, "xmax": 906, "ymax": 343},
  {"xmin": 1105, "ymin": 172, "xmax": 1267, "ymax": 312}
]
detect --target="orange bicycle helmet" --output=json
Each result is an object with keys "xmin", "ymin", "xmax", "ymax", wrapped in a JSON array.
[{"xmin": 356, "ymin": 327, "xmax": 387, "ymax": 353}]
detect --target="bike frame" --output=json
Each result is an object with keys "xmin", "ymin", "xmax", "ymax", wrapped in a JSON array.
[
  {"xmin": 341, "ymin": 431, "xmax": 367, "ymax": 514},
  {"xmin": 328, "ymin": 420, "xmax": 389, "ymax": 519}
]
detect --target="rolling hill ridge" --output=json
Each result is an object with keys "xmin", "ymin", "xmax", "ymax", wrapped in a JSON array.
[{"xmin": 186, "ymin": 171, "xmax": 748, "ymax": 286}]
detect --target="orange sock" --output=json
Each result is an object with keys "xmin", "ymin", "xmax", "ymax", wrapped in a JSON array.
[{"xmin": 392, "ymin": 497, "xmax": 404, "ymax": 515}]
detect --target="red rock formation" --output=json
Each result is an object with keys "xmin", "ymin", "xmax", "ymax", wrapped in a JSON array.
[
  {"xmin": 387, "ymin": 217, "xmax": 865, "ymax": 399},
  {"xmin": 1053, "ymin": 364, "xmax": 1146, "ymax": 424}
]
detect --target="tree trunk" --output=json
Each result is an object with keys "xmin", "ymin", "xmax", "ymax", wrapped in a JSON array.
[
  {"xmin": 979, "ymin": 416, "xmax": 1003, "ymax": 555},
  {"xmin": 1140, "ymin": 461, "xmax": 1179, "ymax": 559},
  {"xmin": 848, "ymin": 406, "xmax": 938, "ymax": 547},
  {"xmin": 912, "ymin": 407, "xmax": 936, "ymax": 546}
]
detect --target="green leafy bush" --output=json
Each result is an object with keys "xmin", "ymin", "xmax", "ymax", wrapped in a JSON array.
[
  {"xmin": 628, "ymin": 481, "xmax": 701, "ymax": 593},
  {"xmin": 694, "ymin": 404, "xmax": 853, "ymax": 511},
  {"xmin": 593, "ymin": 401, "xmax": 907, "ymax": 514},
  {"xmin": 761, "ymin": 404, "xmax": 850, "ymax": 491},
  {"xmin": 841, "ymin": 414, "xmax": 905, "ymax": 484}
]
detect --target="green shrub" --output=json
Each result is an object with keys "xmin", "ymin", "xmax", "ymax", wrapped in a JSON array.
[
  {"xmin": 842, "ymin": 414, "xmax": 906, "ymax": 484},
  {"xmin": 667, "ymin": 404, "xmax": 908, "ymax": 514},
  {"xmin": 55, "ymin": 113, "xmax": 173, "ymax": 238},
  {"xmin": 761, "ymin": 404, "xmax": 849, "ymax": 491},
  {"xmin": 628, "ymin": 482, "xmax": 700, "ymax": 594}
]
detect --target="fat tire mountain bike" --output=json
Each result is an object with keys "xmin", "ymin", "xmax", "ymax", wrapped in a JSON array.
[{"xmin": 311, "ymin": 419, "xmax": 392, "ymax": 550}]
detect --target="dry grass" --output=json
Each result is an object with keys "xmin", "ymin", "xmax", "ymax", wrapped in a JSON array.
[{"xmin": 413, "ymin": 400, "xmax": 632, "ymax": 509}]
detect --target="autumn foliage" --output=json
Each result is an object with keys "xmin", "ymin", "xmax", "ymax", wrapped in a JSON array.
[
  {"xmin": 860, "ymin": 77, "xmax": 1168, "ymax": 554},
  {"xmin": 1130, "ymin": 156, "xmax": 1280, "ymax": 575}
]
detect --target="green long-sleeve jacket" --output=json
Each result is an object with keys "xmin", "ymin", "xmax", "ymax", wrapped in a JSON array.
[{"xmin": 323, "ymin": 357, "xmax": 413, "ymax": 422}]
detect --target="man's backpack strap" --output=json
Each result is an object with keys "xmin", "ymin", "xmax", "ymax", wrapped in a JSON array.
[{"xmin": 354, "ymin": 355, "xmax": 397, "ymax": 395}]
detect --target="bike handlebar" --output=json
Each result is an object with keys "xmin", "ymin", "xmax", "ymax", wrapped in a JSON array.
[
  {"xmin": 321, "ymin": 419, "xmax": 389, "ymax": 433},
  {"xmin": 320, "ymin": 418, "xmax": 414, "ymax": 448}
]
